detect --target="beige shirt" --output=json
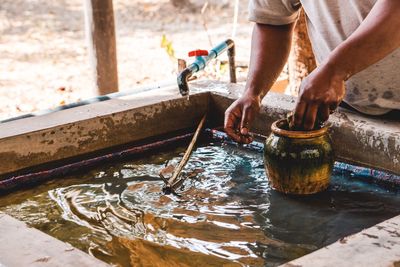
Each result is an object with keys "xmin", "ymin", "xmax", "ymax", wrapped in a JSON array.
[{"xmin": 249, "ymin": 0, "xmax": 400, "ymax": 115}]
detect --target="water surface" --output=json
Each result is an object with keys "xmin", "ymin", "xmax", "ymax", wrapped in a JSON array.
[{"xmin": 1, "ymin": 141, "xmax": 399, "ymax": 266}]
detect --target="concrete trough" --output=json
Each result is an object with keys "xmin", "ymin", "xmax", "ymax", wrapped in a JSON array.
[{"xmin": 0, "ymin": 80, "xmax": 399, "ymax": 266}]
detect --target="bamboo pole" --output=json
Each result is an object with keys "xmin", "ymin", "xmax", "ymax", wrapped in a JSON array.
[{"xmin": 162, "ymin": 114, "xmax": 207, "ymax": 193}]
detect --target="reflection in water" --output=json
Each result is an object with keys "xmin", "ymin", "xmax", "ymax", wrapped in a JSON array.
[{"xmin": 0, "ymin": 142, "xmax": 399, "ymax": 267}]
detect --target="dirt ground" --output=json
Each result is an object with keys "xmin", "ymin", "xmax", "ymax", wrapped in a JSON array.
[{"xmin": 0, "ymin": 0, "xmax": 254, "ymax": 120}]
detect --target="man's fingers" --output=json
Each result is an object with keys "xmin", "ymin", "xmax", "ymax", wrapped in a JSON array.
[
  {"xmin": 240, "ymin": 135, "xmax": 253, "ymax": 144},
  {"xmin": 224, "ymin": 108, "xmax": 243, "ymax": 143},
  {"xmin": 294, "ymin": 101, "xmax": 307, "ymax": 128},
  {"xmin": 329, "ymin": 102, "xmax": 338, "ymax": 112},
  {"xmin": 225, "ymin": 128, "xmax": 244, "ymax": 143},
  {"xmin": 318, "ymin": 105, "xmax": 330, "ymax": 122},
  {"xmin": 224, "ymin": 98, "xmax": 259, "ymax": 144},
  {"xmin": 240, "ymin": 106, "xmax": 253, "ymax": 135},
  {"xmin": 303, "ymin": 103, "xmax": 319, "ymax": 130},
  {"xmin": 224, "ymin": 107, "xmax": 254, "ymax": 144}
]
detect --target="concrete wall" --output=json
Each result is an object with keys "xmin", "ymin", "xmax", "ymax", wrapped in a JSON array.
[
  {"xmin": 0, "ymin": 80, "xmax": 399, "ymax": 178},
  {"xmin": 0, "ymin": 91, "xmax": 209, "ymax": 177}
]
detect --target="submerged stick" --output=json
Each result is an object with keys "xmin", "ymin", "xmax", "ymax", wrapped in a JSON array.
[{"xmin": 163, "ymin": 114, "xmax": 207, "ymax": 193}]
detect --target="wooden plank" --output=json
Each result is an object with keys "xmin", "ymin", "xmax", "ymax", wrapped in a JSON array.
[{"xmin": 84, "ymin": 0, "xmax": 119, "ymax": 95}]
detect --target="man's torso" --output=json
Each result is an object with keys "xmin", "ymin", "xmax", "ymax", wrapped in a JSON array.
[{"xmin": 249, "ymin": 0, "xmax": 400, "ymax": 115}]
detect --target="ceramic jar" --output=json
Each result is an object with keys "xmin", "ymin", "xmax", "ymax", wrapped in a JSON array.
[{"xmin": 264, "ymin": 119, "xmax": 334, "ymax": 194}]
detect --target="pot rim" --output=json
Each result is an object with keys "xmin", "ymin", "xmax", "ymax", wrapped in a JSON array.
[{"xmin": 271, "ymin": 119, "xmax": 329, "ymax": 139}]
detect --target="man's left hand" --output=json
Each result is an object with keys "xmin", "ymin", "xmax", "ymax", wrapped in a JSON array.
[{"xmin": 294, "ymin": 63, "xmax": 346, "ymax": 130}]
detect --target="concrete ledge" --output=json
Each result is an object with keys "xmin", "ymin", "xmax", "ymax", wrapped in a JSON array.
[
  {"xmin": 0, "ymin": 212, "xmax": 109, "ymax": 267},
  {"xmin": 281, "ymin": 215, "xmax": 400, "ymax": 267},
  {"xmin": 0, "ymin": 91, "xmax": 210, "ymax": 176}
]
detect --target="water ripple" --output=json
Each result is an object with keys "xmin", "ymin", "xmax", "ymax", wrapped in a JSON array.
[{"xmin": 1, "ymin": 142, "xmax": 399, "ymax": 267}]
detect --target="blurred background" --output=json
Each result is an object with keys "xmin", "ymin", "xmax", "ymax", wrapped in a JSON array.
[{"xmin": 0, "ymin": 0, "xmax": 308, "ymax": 121}]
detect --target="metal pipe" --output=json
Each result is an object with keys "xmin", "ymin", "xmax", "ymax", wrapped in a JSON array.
[
  {"xmin": 177, "ymin": 67, "xmax": 195, "ymax": 97},
  {"xmin": 178, "ymin": 39, "xmax": 237, "ymax": 96}
]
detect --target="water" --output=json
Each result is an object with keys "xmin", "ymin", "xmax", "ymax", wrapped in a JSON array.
[{"xmin": 0, "ymin": 141, "xmax": 399, "ymax": 267}]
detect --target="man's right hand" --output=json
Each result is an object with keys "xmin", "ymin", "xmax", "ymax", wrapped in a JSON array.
[
  {"xmin": 224, "ymin": 22, "xmax": 294, "ymax": 143},
  {"xmin": 224, "ymin": 94, "xmax": 261, "ymax": 144}
]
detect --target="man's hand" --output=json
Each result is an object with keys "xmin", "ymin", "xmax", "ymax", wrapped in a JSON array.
[
  {"xmin": 293, "ymin": 0, "xmax": 400, "ymax": 130},
  {"xmin": 294, "ymin": 63, "xmax": 346, "ymax": 130},
  {"xmin": 224, "ymin": 23, "xmax": 294, "ymax": 143},
  {"xmin": 224, "ymin": 94, "xmax": 261, "ymax": 144}
]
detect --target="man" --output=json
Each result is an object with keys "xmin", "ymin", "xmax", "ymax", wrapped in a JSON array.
[{"xmin": 224, "ymin": 0, "xmax": 400, "ymax": 144}]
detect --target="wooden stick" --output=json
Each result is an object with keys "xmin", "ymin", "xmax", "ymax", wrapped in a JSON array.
[{"xmin": 164, "ymin": 114, "xmax": 207, "ymax": 192}]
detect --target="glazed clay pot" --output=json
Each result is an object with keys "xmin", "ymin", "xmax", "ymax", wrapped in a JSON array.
[{"xmin": 264, "ymin": 119, "xmax": 334, "ymax": 195}]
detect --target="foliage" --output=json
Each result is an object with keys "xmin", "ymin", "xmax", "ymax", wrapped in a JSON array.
[{"xmin": 161, "ymin": 34, "xmax": 176, "ymax": 59}]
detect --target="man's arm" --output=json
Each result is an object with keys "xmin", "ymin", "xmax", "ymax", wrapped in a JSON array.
[
  {"xmin": 245, "ymin": 23, "xmax": 295, "ymax": 98},
  {"xmin": 224, "ymin": 22, "xmax": 295, "ymax": 143},
  {"xmin": 294, "ymin": 0, "xmax": 400, "ymax": 130}
]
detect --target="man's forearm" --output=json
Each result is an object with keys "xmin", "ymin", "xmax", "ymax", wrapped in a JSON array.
[
  {"xmin": 245, "ymin": 23, "xmax": 295, "ymax": 99},
  {"xmin": 326, "ymin": 0, "xmax": 400, "ymax": 80}
]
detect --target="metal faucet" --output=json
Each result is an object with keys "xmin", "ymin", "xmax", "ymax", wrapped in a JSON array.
[{"xmin": 177, "ymin": 39, "xmax": 237, "ymax": 96}]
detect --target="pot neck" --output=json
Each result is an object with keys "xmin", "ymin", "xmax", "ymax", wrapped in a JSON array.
[{"xmin": 271, "ymin": 119, "xmax": 329, "ymax": 139}]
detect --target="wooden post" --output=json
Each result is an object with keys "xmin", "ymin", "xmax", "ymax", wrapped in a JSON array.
[
  {"xmin": 84, "ymin": 0, "xmax": 119, "ymax": 95},
  {"xmin": 170, "ymin": 0, "xmax": 192, "ymax": 9},
  {"xmin": 288, "ymin": 9, "xmax": 316, "ymax": 96}
]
